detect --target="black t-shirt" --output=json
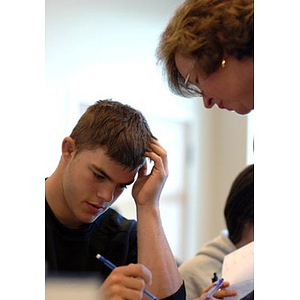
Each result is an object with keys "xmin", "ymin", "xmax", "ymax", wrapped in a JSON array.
[
  {"xmin": 45, "ymin": 200, "xmax": 186, "ymax": 299},
  {"xmin": 46, "ymin": 200, "xmax": 137, "ymax": 281}
]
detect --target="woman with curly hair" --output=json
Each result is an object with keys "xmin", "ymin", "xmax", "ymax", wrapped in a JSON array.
[{"xmin": 156, "ymin": 0, "xmax": 254, "ymax": 115}]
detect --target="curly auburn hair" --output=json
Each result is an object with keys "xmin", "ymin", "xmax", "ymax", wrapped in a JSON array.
[{"xmin": 156, "ymin": 0, "xmax": 254, "ymax": 97}]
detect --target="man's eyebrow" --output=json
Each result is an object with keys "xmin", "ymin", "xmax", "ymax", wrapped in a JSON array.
[
  {"xmin": 91, "ymin": 164, "xmax": 111, "ymax": 180},
  {"xmin": 91, "ymin": 164, "xmax": 135, "ymax": 186}
]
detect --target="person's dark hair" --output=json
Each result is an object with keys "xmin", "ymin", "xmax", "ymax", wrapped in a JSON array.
[
  {"xmin": 224, "ymin": 164, "xmax": 254, "ymax": 244},
  {"xmin": 70, "ymin": 99, "xmax": 155, "ymax": 171}
]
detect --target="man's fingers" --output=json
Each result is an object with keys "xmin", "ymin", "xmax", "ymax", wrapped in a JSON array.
[
  {"xmin": 145, "ymin": 150, "xmax": 168, "ymax": 179},
  {"xmin": 113, "ymin": 263, "xmax": 152, "ymax": 286},
  {"xmin": 137, "ymin": 162, "xmax": 148, "ymax": 178},
  {"xmin": 149, "ymin": 141, "xmax": 167, "ymax": 162}
]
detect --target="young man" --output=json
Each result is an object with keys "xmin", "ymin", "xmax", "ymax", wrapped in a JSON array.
[{"xmin": 45, "ymin": 99, "xmax": 184, "ymax": 299}]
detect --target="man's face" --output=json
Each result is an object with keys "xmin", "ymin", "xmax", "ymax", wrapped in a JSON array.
[{"xmin": 62, "ymin": 147, "xmax": 138, "ymax": 229}]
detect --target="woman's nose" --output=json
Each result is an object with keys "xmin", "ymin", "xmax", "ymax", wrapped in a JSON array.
[{"xmin": 202, "ymin": 94, "xmax": 216, "ymax": 109}]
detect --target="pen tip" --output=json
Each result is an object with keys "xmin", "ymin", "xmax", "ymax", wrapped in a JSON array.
[{"xmin": 96, "ymin": 254, "xmax": 101, "ymax": 259}]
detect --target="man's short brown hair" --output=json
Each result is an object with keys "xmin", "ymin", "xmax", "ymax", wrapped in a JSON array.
[{"xmin": 70, "ymin": 99, "xmax": 155, "ymax": 171}]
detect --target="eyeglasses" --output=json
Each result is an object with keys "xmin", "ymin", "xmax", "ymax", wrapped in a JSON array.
[
  {"xmin": 184, "ymin": 58, "xmax": 226, "ymax": 87},
  {"xmin": 184, "ymin": 57, "xmax": 198, "ymax": 87}
]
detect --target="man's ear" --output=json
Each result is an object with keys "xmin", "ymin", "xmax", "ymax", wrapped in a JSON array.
[{"xmin": 62, "ymin": 137, "xmax": 76, "ymax": 162}]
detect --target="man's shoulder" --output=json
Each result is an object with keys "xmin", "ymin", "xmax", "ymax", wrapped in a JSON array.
[
  {"xmin": 94, "ymin": 208, "xmax": 137, "ymax": 234},
  {"xmin": 90, "ymin": 208, "xmax": 138, "ymax": 263}
]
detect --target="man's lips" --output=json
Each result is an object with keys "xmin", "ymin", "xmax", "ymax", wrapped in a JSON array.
[{"xmin": 86, "ymin": 202, "xmax": 105, "ymax": 214}]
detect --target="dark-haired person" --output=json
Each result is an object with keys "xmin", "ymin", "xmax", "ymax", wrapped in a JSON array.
[
  {"xmin": 179, "ymin": 164, "xmax": 254, "ymax": 300},
  {"xmin": 156, "ymin": 0, "xmax": 254, "ymax": 115},
  {"xmin": 45, "ymin": 100, "xmax": 184, "ymax": 299}
]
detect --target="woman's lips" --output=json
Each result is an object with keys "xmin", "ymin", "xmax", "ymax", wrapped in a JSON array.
[
  {"xmin": 217, "ymin": 101, "xmax": 233, "ymax": 111},
  {"xmin": 217, "ymin": 100, "xmax": 225, "ymax": 109}
]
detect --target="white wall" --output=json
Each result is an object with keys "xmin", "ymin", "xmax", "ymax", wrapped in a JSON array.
[
  {"xmin": 194, "ymin": 107, "xmax": 249, "ymax": 252},
  {"xmin": 45, "ymin": 0, "xmax": 186, "ymax": 175},
  {"xmin": 45, "ymin": 0, "xmax": 251, "ymax": 262}
]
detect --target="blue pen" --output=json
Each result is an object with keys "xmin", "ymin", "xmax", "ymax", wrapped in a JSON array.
[
  {"xmin": 96, "ymin": 254, "xmax": 159, "ymax": 300},
  {"xmin": 204, "ymin": 278, "xmax": 224, "ymax": 300}
]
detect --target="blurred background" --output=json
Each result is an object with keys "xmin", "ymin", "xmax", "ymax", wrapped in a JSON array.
[{"xmin": 45, "ymin": 0, "xmax": 254, "ymax": 264}]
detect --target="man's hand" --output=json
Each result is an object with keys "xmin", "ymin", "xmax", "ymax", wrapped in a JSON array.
[
  {"xmin": 132, "ymin": 140, "xmax": 168, "ymax": 207},
  {"xmin": 98, "ymin": 263, "xmax": 152, "ymax": 300},
  {"xmin": 131, "ymin": 139, "xmax": 182, "ymax": 298}
]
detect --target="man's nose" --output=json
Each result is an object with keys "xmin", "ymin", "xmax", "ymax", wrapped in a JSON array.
[{"xmin": 97, "ymin": 187, "xmax": 114, "ymax": 203}]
